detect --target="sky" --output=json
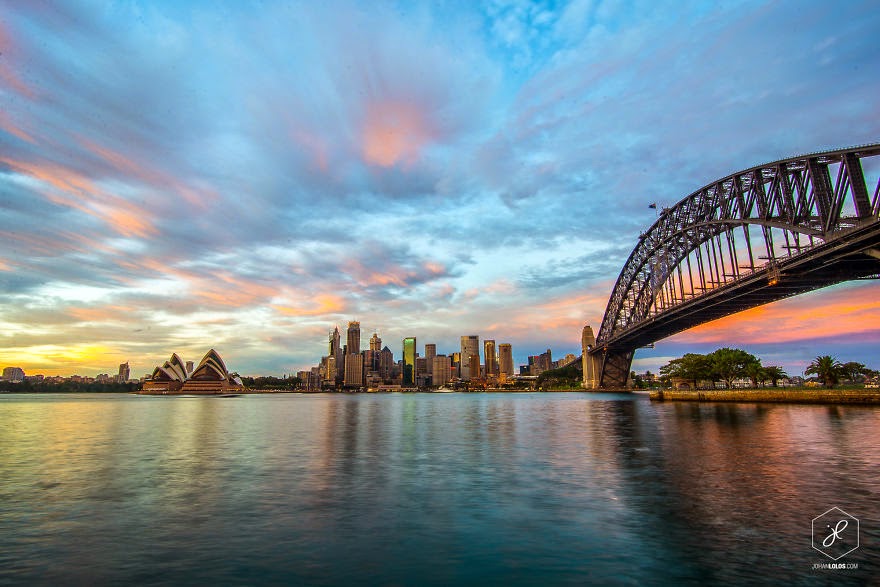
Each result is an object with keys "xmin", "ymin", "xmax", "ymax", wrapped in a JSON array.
[{"xmin": 1, "ymin": 0, "xmax": 879, "ymax": 379}]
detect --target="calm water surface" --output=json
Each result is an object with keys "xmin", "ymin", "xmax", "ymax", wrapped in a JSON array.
[{"xmin": 1, "ymin": 392, "xmax": 877, "ymax": 585}]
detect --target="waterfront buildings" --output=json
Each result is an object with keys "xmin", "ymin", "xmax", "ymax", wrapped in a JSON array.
[{"xmin": 306, "ymin": 321, "xmax": 567, "ymax": 390}]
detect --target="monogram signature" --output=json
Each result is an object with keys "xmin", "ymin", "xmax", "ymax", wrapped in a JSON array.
[{"xmin": 823, "ymin": 519, "xmax": 848, "ymax": 548}]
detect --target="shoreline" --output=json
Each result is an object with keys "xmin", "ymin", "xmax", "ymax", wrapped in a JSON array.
[{"xmin": 650, "ymin": 388, "xmax": 880, "ymax": 405}]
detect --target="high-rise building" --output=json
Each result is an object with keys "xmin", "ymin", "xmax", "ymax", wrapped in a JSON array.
[
  {"xmin": 432, "ymin": 355, "xmax": 451, "ymax": 387},
  {"xmin": 402, "ymin": 337, "xmax": 417, "ymax": 386},
  {"xmin": 528, "ymin": 349, "xmax": 553, "ymax": 375},
  {"xmin": 344, "ymin": 353, "xmax": 364, "ymax": 387},
  {"xmin": 117, "ymin": 361, "xmax": 130, "ymax": 383},
  {"xmin": 484, "ymin": 340, "xmax": 497, "ymax": 377},
  {"xmin": 347, "ymin": 321, "xmax": 361, "ymax": 355},
  {"xmin": 460, "ymin": 335, "xmax": 479, "ymax": 380},
  {"xmin": 370, "ymin": 332, "xmax": 382, "ymax": 352},
  {"xmin": 2, "ymin": 366, "xmax": 25, "ymax": 382},
  {"xmin": 424, "ymin": 344, "xmax": 436, "ymax": 375},
  {"xmin": 329, "ymin": 326, "xmax": 343, "ymax": 378},
  {"xmin": 329, "ymin": 326, "xmax": 341, "ymax": 358},
  {"xmin": 379, "ymin": 346, "xmax": 394, "ymax": 380},
  {"xmin": 469, "ymin": 354, "xmax": 481, "ymax": 381},
  {"xmin": 325, "ymin": 355, "xmax": 337, "ymax": 383},
  {"xmin": 499, "ymin": 344, "xmax": 513, "ymax": 380}
]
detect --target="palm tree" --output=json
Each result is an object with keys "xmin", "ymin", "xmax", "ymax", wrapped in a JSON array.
[
  {"xmin": 805, "ymin": 355, "xmax": 844, "ymax": 388},
  {"xmin": 763, "ymin": 366, "xmax": 788, "ymax": 387}
]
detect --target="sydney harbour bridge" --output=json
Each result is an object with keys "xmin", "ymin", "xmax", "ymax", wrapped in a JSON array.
[{"xmin": 584, "ymin": 143, "xmax": 880, "ymax": 388}]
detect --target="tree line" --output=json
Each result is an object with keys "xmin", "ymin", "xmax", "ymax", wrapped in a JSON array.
[
  {"xmin": 0, "ymin": 380, "xmax": 141, "ymax": 393},
  {"xmin": 658, "ymin": 348, "xmax": 876, "ymax": 389}
]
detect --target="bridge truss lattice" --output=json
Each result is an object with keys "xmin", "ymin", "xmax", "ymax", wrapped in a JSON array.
[{"xmin": 594, "ymin": 144, "xmax": 880, "ymax": 388}]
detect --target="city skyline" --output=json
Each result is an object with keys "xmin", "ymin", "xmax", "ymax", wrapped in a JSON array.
[{"xmin": 1, "ymin": 2, "xmax": 880, "ymax": 379}]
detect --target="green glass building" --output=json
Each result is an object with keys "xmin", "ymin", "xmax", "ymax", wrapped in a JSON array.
[{"xmin": 402, "ymin": 337, "xmax": 416, "ymax": 386}]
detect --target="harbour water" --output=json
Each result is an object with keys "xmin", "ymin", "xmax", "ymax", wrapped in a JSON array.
[{"xmin": 1, "ymin": 392, "xmax": 877, "ymax": 585}]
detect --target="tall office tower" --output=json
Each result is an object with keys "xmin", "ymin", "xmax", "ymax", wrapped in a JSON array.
[
  {"xmin": 498, "ymin": 344, "xmax": 513, "ymax": 380},
  {"xmin": 402, "ymin": 337, "xmax": 417, "ymax": 386},
  {"xmin": 329, "ymin": 326, "xmax": 343, "ymax": 378},
  {"xmin": 329, "ymin": 326, "xmax": 342, "ymax": 358},
  {"xmin": 379, "ymin": 346, "xmax": 394, "ymax": 380},
  {"xmin": 424, "ymin": 344, "xmax": 437, "ymax": 375},
  {"xmin": 452, "ymin": 352, "xmax": 461, "ymax": 378},
  {"xmin": 483, "ymin": 340, "xmax": 497, "ymax": 377},
  {"xmin": 460, "ymin": 335, "xmax": 480, "ymax": 380},
  {"xmin": 370, "ymin": 332, "xmax": 382, "ymax": 352},
  {"xmin": 344, "ymin": 353, "xmax": 364, "ymax": 387},
  {"xmin": 347, "ymin": 321, "xmax": 361, "ymax": 355},
  {"xmin": 415, "ymin": 357, "xmax": 428, "ymax": 385},
  {"xmin": 468, "ymin": 354, "xmax": 481, "ymax": 381},
  {"xmin": 325, "ymin": 356, "xmax": 337, "ymax": 381},
  {"xmin": 2, "ymin": 366, "xmax": 25, "ymax": 382},
  {"xmin": 363, "ymin": 349, "xmax": 376, "ymax": 373},
  {"xmin": 432, "ymin": 355, "xmax": 451, "ymax": 386},
  {"xmin": 117, "ymin": 361, "xmax": 130, "ymax": 383}
]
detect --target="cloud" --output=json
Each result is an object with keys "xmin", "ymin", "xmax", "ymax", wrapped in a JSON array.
[{"xmin": 1, "ymin": 1, "xmax": 878, "ymax": 376}]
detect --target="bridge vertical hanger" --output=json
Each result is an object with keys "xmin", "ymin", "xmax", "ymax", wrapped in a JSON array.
[{"xmin": 843, "ymin": 152, "xmax": 872, "ymax": 219}]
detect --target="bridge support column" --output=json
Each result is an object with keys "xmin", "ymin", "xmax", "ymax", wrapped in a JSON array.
[
  {"xmin": 599, "ymin": 349, "xmax": 635, "ymax": 389},
  {"xmin": 581, "ymin": 325, "xmax": 601, "ymax": 389}
]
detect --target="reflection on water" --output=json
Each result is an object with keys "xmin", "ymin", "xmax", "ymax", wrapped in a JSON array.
[{"xmin": 0, "ymin": 393, "xmax": 877, "ymax": 585}]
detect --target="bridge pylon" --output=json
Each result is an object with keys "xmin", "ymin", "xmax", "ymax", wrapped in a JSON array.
[{"xmin": 581, "ymin": 325, "xmax": 602, "ymax": 389}]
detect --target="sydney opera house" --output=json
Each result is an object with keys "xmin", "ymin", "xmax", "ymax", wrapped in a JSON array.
[{"xmin": 140, "ymin": 349, "xmax": 244, "ymax": 395}]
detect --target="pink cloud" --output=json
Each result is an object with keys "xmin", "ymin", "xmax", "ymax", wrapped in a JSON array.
[
  {"xmin": 674, "ymin": 284, "xmax": 880, "ymax": 344},
  {"xmin": 361, "ymin": 101, "xmax": 435, "ymax": 168}
]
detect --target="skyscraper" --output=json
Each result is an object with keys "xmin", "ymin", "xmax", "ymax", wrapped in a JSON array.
[
  {"xmin": 370, "ymin": 332, "xmax": 382, "ymax": 352},
  {"xmin": 347, "ymin": 321, "xmax": 361, "ymax": 355},
  {"xmin": 432, "ymin": 355, "xmax": 451, "ymax": 386},
  {"xmin": 499, "ymin": 343, "xmax": 513, "ymax": 380},
  {"xmin": 117, "ymin": 361, "xmax": 130, "ymax": 383},
  {"xmin": 484, "ymin": 340, "xmax": 497, "ymax": 377},
  {"xmin": 402, "ymin": 337, "xmax": 416, "ymax": 386},
  {"xmin": 379, "ymin": 346, "xmax": 394, "ymax": 380},
  {"xmin": 344, "ymin": 353, "xmax": 364, "ymax": 387},
  {"xmin": 424, "ymin": 343, "xmax": 436, "ymax": 375},
  {"xmin": 329, "ymin": 326, "xmax": 341, "ymax": 358},
  {"xmin": 460, "ymin": 335, "xmax": 479, "ymax": 380},
  {"xmin": 469, "ymin": 354, "xmax": 481, "ymax": 381}
]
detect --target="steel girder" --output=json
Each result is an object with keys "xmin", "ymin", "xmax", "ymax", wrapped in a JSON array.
[{"xmin": 594, "ymin": 144, "xmax": 880, "ymax": 388}]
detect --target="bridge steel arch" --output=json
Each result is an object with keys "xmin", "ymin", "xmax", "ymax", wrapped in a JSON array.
[{"xmin": 593, "ymin": 144, "xmax": 880, "ymax": 388}]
